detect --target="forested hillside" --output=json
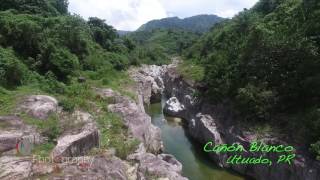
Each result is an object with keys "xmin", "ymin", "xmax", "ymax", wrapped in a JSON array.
[
  {"xmin": 128, "ymin": 29, "xmax": 200, "ymax": 60},
  {"xmin": 185, "ymin": 0, "xmax": 320, "ymax": 159},
  {"xmin": 137, "ymin": 15, "xmax": 224, "ymax": 33},
  {"xmin": 0, "ymin": 0, "xmax": 172, "ymax": 91}
]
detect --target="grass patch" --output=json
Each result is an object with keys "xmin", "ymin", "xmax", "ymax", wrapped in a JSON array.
[
  {"xmin": 177, "ymin": 60, "xmax": 205, "ymax": 82},
  {"xmin": 0, "ymin": 87, "xmax": 20, "ymax": 115},
  {"xmin": 32, "ymin": 142, "xmax": 55, "ymax": 158},
  {"xmin": 23, "ymin": 114, "xmax": 61, "ymax": 143},
  {"xmin": 246, "ymin": 122, "xmax": 282, "ymax": 141},
  {"xmin": 0, "ymin": 121, "xmax": 9, "ymax": 129},
  {"xmin": 84, "ymin": 69, "xmax": 136, "ymax": 101},
  {"xmin": 96, "ymin": 112, "xmax": 139, "ymax": 159}
]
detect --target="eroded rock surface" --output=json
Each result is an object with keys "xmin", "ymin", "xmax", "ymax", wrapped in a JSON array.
[
  {"xmin": 0, "ymin": 116, "xmax": 43, "ymax": 153},
  {"xmin": 0, "ymin": 156, "xmax": 33, "ymax": 179},
  {"xmin": 130, "ymin": 65, "xmax": 167, "ymax": 104},
  {"xmin": 163, "ymin": 97, "xmax": 185, "ymax": 116},
  {"xmin": 49, "ymin": 156, "xmax": 129, "ymax": 180},
  {"xmin": 19, "ymin": 95, "xmax": 58, "ymax": 120},
  {"xmin": 52, "ymin": 112, "xmax": 99, "ymax": 161},
  {"xmin": 128, "ymin": 144, "xmax": 187, "ymax": 180},
  {"xmin": 96, "ymin": 88, "xmax": 163, "ymax": 154}
]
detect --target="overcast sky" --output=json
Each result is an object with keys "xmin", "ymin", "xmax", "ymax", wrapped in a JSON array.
[{"xmin": 69, "ymin": 0, "xmax": 258, "ymax": 31}]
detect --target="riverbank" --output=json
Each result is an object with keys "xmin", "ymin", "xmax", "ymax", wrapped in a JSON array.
[{"xmin": 146, "ymin": 98, "xmax": 245, "ymax": 180}]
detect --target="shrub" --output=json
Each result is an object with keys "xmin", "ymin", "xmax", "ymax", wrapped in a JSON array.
[
  {"xmin": 58, "ymin": 98, "xmax": 75, "ymax": 112},
  {"xmin": 102, "ymin": 78, "xmax": 110, "ymax": 85},
  {"xmin": 0, "ymin": 48, "xmax": 28, "ymax": 88},
  {"xmin": 49, "ymin": 48, "xmax": 80, "ymax": 81},
  {"xmin": 105, "ymin": 52, "xmax": 130, "ymax": 71},
  {"xmin": 177, "ymin": 60, "xmax": 205, "ymax": 82},
  {"xmin": 236, "ymin": 84, "xmax": 276, "ymax": 121},
  {"xmin": 32, "ymin": 142, "xmax": 55, "ymax": 158},
  {"xmin": 24, "ymin": 114, "xmax": 61, "ymax": 143},
  {"xmin": 40, "ymin": 71, "xmax": 66, "ymax": 94},
  {"xmin": 97, "ymin": 112, "xmax": 139, "ymax": 159},
  {"xmin": 310, "ymin": 141, "xmax": 320, "ymax": 161},
  {"xmin": 305, "ymin": 107, "xmax": 320, "ymax": 141}
]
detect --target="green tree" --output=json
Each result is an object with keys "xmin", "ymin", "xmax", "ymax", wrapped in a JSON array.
[
  {"xmin": 0, "ymin": 48, "xmax": 28, "ymax": 88},
  {"xmin": 88, "ymin": 17, "xmax": 117, "ymax": 50}
]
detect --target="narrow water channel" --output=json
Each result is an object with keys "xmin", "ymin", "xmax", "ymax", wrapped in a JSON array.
[{"xmin": 146, "ymin": 98, "xmax": 245, "ymax": 180}]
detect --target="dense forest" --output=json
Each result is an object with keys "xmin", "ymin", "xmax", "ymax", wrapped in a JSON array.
[
  {"xmin": 137, "ymin": 15, "xmax": 224, "ymax": 33},
  {"xmin": 0, "ymin": 0, "xmax": 175, "ymax": 91},
  {"xmin": 185, "ymin": 0, "xmax": 320, "ymax": 160},
  {"xmin": 128, "ymin": 29, "xmax": 200, "ymax": 58}
]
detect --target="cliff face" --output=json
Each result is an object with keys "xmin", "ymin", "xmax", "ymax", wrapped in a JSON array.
[{"xmin": 161, "ymin": 64, "xmax": 320, "ymax": 180}]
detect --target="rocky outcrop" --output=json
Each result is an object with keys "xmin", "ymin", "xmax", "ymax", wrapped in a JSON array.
[
  {"xmin": 130, "ymin": 65, "xmax": 167, "ymax": 105},
  {"xmin": 96, "ymin": 88, "xmax": 163, "ymax": 154},
  {"xmin": 163, "ymin": 65, "xmax": 320, "ymax": 180},
  {"xmin": 163, "ymin": 97, "xmax": 185, "ymax": 116},
  {"xmin": 52, "ymin": 111, "xmax": 99, "ymax": 161},
  {"xmin": 0, "ymin": 156, "xmax": 33, "ymax": 179},
  {"xmin": 49, "ymin": 156, "xmax": 129, "ymax": 180},
  {"xmin": 1, "ymin": 155, "xmax": 133, "ymax": 180},
  {"xmin": 0, "ymin": 116, "xmax": 43, "ymax": 154},
  {"xmin": 19, "ymin": 95, "xmax": 58, "ymax": 120},
  {"xmin": 128, "ymin": 144, "xmax": 187, "ymax": 180}
]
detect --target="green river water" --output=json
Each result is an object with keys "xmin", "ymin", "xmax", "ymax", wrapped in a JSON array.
[{"xmin": 146, "ymin": 99, "xmax": 246, "ymax": 180}]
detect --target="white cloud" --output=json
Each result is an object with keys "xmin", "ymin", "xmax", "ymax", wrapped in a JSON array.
[
  {"xmin": 69, "ymin": 0, "xmax": 167, "ymax": 31},
  {"xmin": 68, "ymin": 0, "xmax": 258, "ymax": 31},
  {"xmin": 159, "ymin": 0, "xmax": 258, "ymax": 18}
]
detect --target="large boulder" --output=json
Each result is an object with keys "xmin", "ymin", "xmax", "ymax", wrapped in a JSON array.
[
  {"xmin": 128, "ymin": 144, "xmax": 187, "ymax": 180},
  {"xmin": 130, "ymin": 65, "xmax": 167, "ymax": 105},
  {"xmin": 0, "ymin": 131, "xmax": 23, "ymax": 153},
  {"xmin": 49, "ymin": 156, "xmax": 129, "ymax": 180},
  {"xmin": 20, "ymin": 95, "xmax": 58, "ymax": 120},
  {"xmin": 163, "ymin": 97, "xmax": 185, "ymax": 117},
  {"xmin": 0, "ymin": 116, "xmax": 42, "ymax": 154},
  {"xmin": 0, "ymin": 156, "xmax": 33, "ymax": 180},
  {"xmin": 51, "ymin": 112, "xmax": 99, "ymax": 162}
]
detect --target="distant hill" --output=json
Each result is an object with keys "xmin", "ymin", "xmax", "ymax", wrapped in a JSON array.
[
  {"xmin": 128, "ymin": 29, "xmax": 200, "ymax": 56},
  {"xmin": 117, "ymin": 30, "xmax": 132, "ymax": 36},
  {"xmin": 137, "ymin": 14, "xmax": 224, "ymax": 33}
]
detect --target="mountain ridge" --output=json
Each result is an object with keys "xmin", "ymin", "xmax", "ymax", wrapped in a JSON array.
[{"xmin": 137, "ymin": 14, "xmax": 225, "ymax": 33}]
